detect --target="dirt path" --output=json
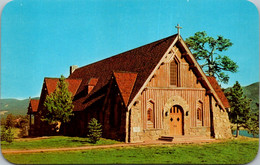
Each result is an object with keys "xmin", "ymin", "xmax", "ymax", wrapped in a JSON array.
[{"xmin": 2, "ymin": 139, "xmax": 217, "ymax": 154}]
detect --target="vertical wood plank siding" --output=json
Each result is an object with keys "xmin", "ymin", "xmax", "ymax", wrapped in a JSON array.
[
  {"xmin": 142, "ymin": 88, "xmax": 210, "ymax": 129},
  {"xmin": 142, "ymin": 45, "xmax": 210, "ymax": 130}
]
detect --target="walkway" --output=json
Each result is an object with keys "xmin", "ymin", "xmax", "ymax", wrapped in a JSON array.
[{"xmin": 2, "ymin": 138, "xmax": 217, "ymax": 154}]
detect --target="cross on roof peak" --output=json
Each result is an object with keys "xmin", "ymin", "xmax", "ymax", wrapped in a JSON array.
[{"xmin": 175, "ymin": 24, "xmax": 182, "ymax": 36}]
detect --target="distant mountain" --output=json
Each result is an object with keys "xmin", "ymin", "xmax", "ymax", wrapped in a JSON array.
[
  {"xmin": 0, "ymin": 97, "xmax": 39, "ymax": 117},
  {"xmin": 242, "ymin": 82, "xmax": 259, "ymax": 111},
  {"xmin": 0, "ymin": 82, "xmax": 258, "ymax": 117}
]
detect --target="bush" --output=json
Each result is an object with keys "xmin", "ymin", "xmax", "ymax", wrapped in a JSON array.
[
  {"xmin": 1, "ymin": 127, "xmax": 14, "ymax": 143},
  {"xmin": 87, "ymin": 118, "xmax": 102, "ymax": 143},
  {"xmin": 18, "ymin": 123, "xmax": 29, "ymax": 138},
  {"xmin": 5, "ymin": 114, "xmax": 15, "ymax": 128}
]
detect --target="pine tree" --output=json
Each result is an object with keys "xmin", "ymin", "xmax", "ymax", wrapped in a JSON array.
[
  {"xmin": 226, "ymin": 81, "xmax": 251, "ymax": 137},
  {"xmin": 245, "ymin": 103, "xmax": 259, "ymax": 137},
  {"xmin": 43, "ymin": 75, "xmax": 74, "ymax": 126},
  {"xmin": 87, "ymin": 118, "xmax": 102, "ymax": 143},
  {"xmin": 185, "ymin": 31, "xmax": 238, "ymax": 83}
]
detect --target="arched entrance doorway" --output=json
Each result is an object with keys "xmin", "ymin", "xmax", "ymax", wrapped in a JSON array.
[{"xmin": 169, "ymin": 105, "xmax": 184, "ymax": 136}]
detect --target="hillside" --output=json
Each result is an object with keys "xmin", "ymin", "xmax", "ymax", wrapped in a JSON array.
[
  {"xmin": 0, "ymin": 97, "xmax": 39, "ymax": 117},
  {"xmin": 224, "ymin": 82, "xmax": 259, "ymax": 112},
  {"xmin": 242, "ymin": 82, "xmax": 259, "ymax": 110},
  {"xmin": 0, "ymin": 82, "xmax": 258, "ymax": 117}
]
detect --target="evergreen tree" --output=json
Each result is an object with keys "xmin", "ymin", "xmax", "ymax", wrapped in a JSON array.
[
  {"xmin": 185, "ymin": 31, "xmax": 238, "ymax": 83},
  {"xmin": 43, "ymin": 75, "xmax": 74, "ymax": 126},
  {"xmin": 226, "ymin": 81, "xmax": 251, "ymax": 137},
  {"xmin": 245, "ymin": 103, "xmax": 259, "ymax": 137},
  {"xmin": 87, "ymin": 118, "xmax": 102, "ymax": 143}
]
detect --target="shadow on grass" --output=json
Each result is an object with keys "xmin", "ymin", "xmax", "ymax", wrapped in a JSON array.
[{"xmin": 70, "ymin": 139, "xmax": 92, "ymax": 144}]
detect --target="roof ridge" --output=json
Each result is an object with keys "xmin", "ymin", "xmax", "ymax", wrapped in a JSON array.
[
  {"xmin": 68, "ymin": 34, "xmax": 178, "ymax": 111},
  {"xmin": 113, "ymin": 70, "xmax": 138, "ymax": 74},
  {"xmin": 77, "ymin": 34, "xmax": 178, "ymax": 71},
  {"xmin": 44, "ymin": 77, "xmax": 82, "ymax": 80}
]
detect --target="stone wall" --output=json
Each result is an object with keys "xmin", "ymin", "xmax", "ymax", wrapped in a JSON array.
[
  {"xmin": 189, "ymin": 127, "xmax": 211, "ymax": 137},
  {"xmin": 212, "ymin": 98, "xmax": 232, "ymax": 139},
  {"xmin": 128, "ymin": 94, "xmax": 231, "ymax": 143},
  {"xmin": 129, "ymin": 95, "xmax": 212, "ymax": 143},
  {"xmin": 129, "ymin": 96, "xmax": 144, "ymax": 142}
]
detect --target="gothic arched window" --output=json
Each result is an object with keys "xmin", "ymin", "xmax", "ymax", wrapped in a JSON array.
[
  {"xmin": 170, "ymin": 58, "xmax": 179, "ymax": 86},
  {"xmin": 197, "ymin": 101, "xmax": 203, "ymax": 126},
  {"xmin": 147, "ymin": 100, "xmax": 155, "ymax": 129},
  {"xmin": 197, "ymin": 108, "xmax": 202, "ymax": 121},
  {"xmin": 147, "ymin": 108, "xmax": 152, "ymax": 121}
]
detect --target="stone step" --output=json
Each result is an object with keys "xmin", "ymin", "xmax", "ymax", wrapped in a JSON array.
[
  {"xmin": 158, "ymin": 136, "xmax": 174, "ymax": 142},
  {"xmin": 161, "ymin": 136, "xmax": 174, "ymax": 139},
  {"xmin": 159, "ymin": 135, "xmax": 213, "ymax": 142}
]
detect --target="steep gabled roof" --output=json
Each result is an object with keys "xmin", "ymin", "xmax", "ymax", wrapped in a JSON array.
[
  {"xmin": 67, "ymin": 33, "xmax": 229, "ymax": 111},
  {"xmin": 69, "ymin": 34, "xmax": 178, "ymax": 111},
  {"xmin": 45, "ymin": 78, "xmax": 82, "ymax": 96},
  {"xmin": 207, "ymin": 76, "xmax": 230, "ymax": 108},
  {"xmin": 88, "ymin": 78, "xmax": 99, "ymax": 86},
  {"xmin": 113, "ymin": 71, "xmax": 138, "ymax": 106},
  {"xmin": 28, "ymin": 99, "xmax": 39, "ymax": 114}
]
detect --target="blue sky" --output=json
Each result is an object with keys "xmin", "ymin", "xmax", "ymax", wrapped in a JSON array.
[{"xmin": 0, "ymin": 0, "xmax": 259, "ymax": 99}]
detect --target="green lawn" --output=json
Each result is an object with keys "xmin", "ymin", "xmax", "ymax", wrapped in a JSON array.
[
  {"xmin": 1, "ymin": 136, "xmax": 120, "ymax": 150},
  {"xmin": 2, "ymin": 138, "xmax": 259, "ymax": 164}
]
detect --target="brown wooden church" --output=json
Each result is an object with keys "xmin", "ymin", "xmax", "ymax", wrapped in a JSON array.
[{"xmin": 28, "ymin": 33, "xmax": 232, "ymax": 142}]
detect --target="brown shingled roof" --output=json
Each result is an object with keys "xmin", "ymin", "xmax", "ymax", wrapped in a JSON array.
[
  {"xmin": 69, "ymin": 34, "xmax": 178, "ymax": 111},
  {"xmin": 45, "ymin": 78, "xmax": 82, "ymax": 96},
  {"xmin": 28, "ymin": 99, "xmax": 39, "ymax": 114},
  {"xmin": 88, "ymin": 78, "xmax": 99, "ymax": 86},
  {"xmin": 113, "ymin": 71, "xmax": 138, "ymax": 106},
  {"xmin": 207, "ymin": 76, "xmax": 230, "ymax": 108}
]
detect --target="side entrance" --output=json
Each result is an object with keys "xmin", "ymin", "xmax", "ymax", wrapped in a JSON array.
[{"xmin": 169, "ymin": 105, "xmax": 184, "ymax": 136}]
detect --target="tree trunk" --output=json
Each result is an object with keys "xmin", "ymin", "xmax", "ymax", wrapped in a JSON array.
[
  {"xmin": 236, "ymin": 114, "xmax": 239, "ymax": 137},
  {"xmin": 236, "ymin": 126, "xmax": 239, "ymax": 137},
  {"xmin": 208, "ymin": 63, "xmax": 214, "ymax": 76}
]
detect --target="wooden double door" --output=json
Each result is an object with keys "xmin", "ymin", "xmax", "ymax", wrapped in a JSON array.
[{"xmin": 169, "ymin": 105, "xmax": 184, "ymax": 136}]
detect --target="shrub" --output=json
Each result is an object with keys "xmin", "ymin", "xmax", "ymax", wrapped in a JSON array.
[
  {"xmin": 1, "ymin": 127, "xmax": 14, "ymax": 143},
  {"xmin": 87, "ymin": 118, "xmax": 102, "ymax": 143},
  {"xmin": 18, "ymin": 123, "xmax": 29, "ymax": 138},
  {"xmin": 5, "ymin": 114, "xmax": 15, "ymax": 128}
]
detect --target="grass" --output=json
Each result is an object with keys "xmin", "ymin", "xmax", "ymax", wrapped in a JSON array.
[
  {"xmin": 1, "ymin": 136, "xmax": 120, "ymax": 150},
  {"xmin": 2, "ymin": 138, "xmax": 259, "ymax": 164}
]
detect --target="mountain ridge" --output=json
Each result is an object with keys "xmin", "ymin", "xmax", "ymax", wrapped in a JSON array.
[{"xmin": 0, "ymin": 82, "xmax": 259, "ymax": 116}]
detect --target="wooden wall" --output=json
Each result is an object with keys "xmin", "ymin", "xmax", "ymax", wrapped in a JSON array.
[
  {"xmin": 141, "ymin": 88, "xmax": 210, "ymax": 129},
  {"xmin": 142, "ymin": 45, "xmax": 210, "ymax": 131}
]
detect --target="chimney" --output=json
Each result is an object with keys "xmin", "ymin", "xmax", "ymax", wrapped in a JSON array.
[{"xmin": 70, "ymin": 65, "xmax": 78, "ymax": 75}]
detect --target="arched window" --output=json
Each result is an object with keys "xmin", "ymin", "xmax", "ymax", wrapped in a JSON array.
[
  {"xmin": 147, "ymin": 108, "xmax": 152, "ymax": 121},
  {"xmin": 197, "ymin": 108, "xmax": 202, "ymax": 121},
  {"xmin": 170, "ymin": 58, "xmax": 178, "ymax": 86},
  {"xmin": 197, "ymin": 101, "xmax": 203, "ymax": 126},
  {"xmin": 147, "ymin": 100, "xmax": 155, "ymax": 129}
]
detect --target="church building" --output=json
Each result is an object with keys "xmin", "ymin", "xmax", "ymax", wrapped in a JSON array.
[{"xmin": 28, "ymin": 33, "xmax": 232, "ymax": 143}]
